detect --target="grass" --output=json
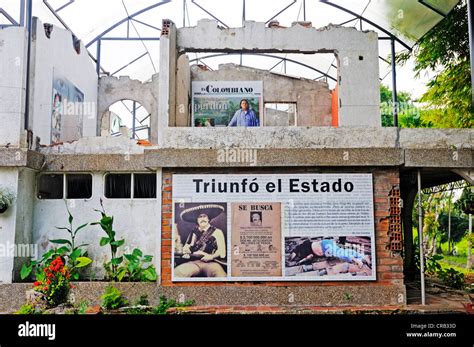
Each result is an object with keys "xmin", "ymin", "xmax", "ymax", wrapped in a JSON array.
[
  {"xmin": 442, "ymin": 254, "xmax": 467, "ymax": 266},
  {"xmin": 438, "ymin": 236, "xmax": 472, "ymax": 275},
  {"xmin": 413, "ymin": 229, "xmax": 473, "ymax": 275},
  {"xmin": 439, "ymin": 237, "xmax": 470, "ymax": 257},
  {"xmin": 439, "ymin": 261, "xmax": 472, "ymax": 275}
]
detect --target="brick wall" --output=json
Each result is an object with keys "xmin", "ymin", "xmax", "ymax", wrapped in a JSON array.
[{"xmin": 161, "ymin": 169, "xmax": 403, "ymax": 287}]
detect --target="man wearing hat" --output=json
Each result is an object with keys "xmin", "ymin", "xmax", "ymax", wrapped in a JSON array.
[{"xmin": 174, "ymin": 204, "xmax": 227, "ymax": 278}]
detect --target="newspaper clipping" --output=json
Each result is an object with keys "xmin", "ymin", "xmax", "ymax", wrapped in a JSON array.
[{"xmin": 192, "ymin": 81, "xmax": 263, "ymax": 127}]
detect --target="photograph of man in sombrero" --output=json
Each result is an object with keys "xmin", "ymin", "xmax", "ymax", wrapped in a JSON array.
[{"xmin": 173, "ymin": 203, "xmax": 227, "ymax": 278}]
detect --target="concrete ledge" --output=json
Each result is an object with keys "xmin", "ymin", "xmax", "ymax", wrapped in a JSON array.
[
  {"xmin": 0, "ymin": 149, "xmax": 43, "ymax": 169},
  {"xmin": 161, "ymin": 127, "xmax": 399, "ymax": 149},
  {"xmin": 145, "ymin": 148, "xmax": 404, "ymax": 167},
  {"xmin": 0, "ymin": 283, "xmax": 159, "ymax": 312},
  {"xmin": 0, "ymin": 283, "xmax": 31, "ymax": 312},
  {"xmin": 0, "ymin": 282, "xmax": 405, "ymax": 312},
  {"xmin": 43, "ymin": 154, "xmax": 146, "ymax": 171},
  {"xmin": 161, "ymin": 284, "xmax": 406, "ymax": 306},
  {"xmin": 404, "ymin": 149, "xmax": 473, "ymax": 168},
  {"xmin": 0, "ymin": 128, "xmax": 471, "ymax": 171},
  {"xmin": 400, "ymin": 128, "xmax": 473, "ymax": 149},
  {"xmin": 13, "ymin": 148, "xmax": 472, "ymax": 171}
]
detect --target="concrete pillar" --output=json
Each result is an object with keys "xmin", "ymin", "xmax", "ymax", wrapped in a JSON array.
[
  {"xmin": 156, "ymin": 19, "xmax": 177, "ymax": 145},
  {"xmin": 12, "ymin": 168, "xmax": 35, "ymax": 281},
  {"xmin": 175, "ymin": 54, "xmax": 190, "ymax": 127},
  {"xmin": 337, "ymin": 47, "xmax": 380, "ymax": 127},
  {"xmin": 0, "ymin": 168, "xmax": 34, "ymax": 283}
]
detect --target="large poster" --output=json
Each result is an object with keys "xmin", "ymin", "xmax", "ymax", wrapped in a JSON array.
[
  {"xmin": 192, "ymin": 81, "xmax": 263, "ymax": 127},
  {"xmin": 51, "ymin": 70, "xmax": 84, "ymax": 143},
  {"xmin": 172, "ymin": 174, "xmax": 376, "ymax": 282}
]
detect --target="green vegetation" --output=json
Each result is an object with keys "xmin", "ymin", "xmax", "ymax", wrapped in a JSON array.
[
  {"xmin": 101, "ymin": 286, "xmax": 129, "ymax": 310},
  {"xmin": 20, "ymin": 202, "xmax": 92, "ymax": 281},
  {"xmin": 117, "ymin": 248, "xmax": 157, "ymax": 282},
  {"xmin": 15, "ymin": 304, "xmax": 39, "ymax": 315},
  {"xmin": 77, "ymin": 301, "xmax": 90, "ymax": 314},
  {"xmin": 153, "ymin": 296, "xmax": 195, "ymax": 315},
  {"xmin": 396, "ymin": 1, "xmax": 473, "ymax": 128},
  {"xmin": 93, "ymin": 199, "xmax": 157, "ymax": 282},
  {"xmin": 380, "ymin": 85, "xmax": 426, "ymax": 127}
]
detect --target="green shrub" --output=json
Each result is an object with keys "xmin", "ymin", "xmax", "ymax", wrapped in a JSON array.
[
  {"xmin": 425, "ymin": 254, "xmax": 443, "ymax": 276},
  {"xmin": 101, "ymin": 286, "xmax": 128, "ymax": 310},
  {"xmin": 437, "ymin": 267, "xmax": 465, "ymax": 289},
  {"xmin": 16, "ymin": 304, "xmax": 37, "ymax": 315},
  {"xmin": 77, "ymin": 301, "xmax": 89, "ymax": 314},
  {"xmin": 117, "ymin": 248, "xmax": 157, "ymax": 282},
  {"xmin": 153, "ymin": 296, "xmax": 194, "ymax": 315},
  {"xmin": 21, "ymin": 203, "xmax": 92, "ymax": 281},
  {"xmin": 93, "ymin": 201, "xmax": 125, "ymax": 281},
  {"xmin": 136, "ymin": 295, "xmax": 149, "ymax": 306}
]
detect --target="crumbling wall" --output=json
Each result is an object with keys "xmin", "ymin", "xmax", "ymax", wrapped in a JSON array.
[
  {"xmin": 97, "ymin": 75, "xmax": 158, "ymax": 137},
  {"xmin": 190, "ymin": 63, "xmax": 332, "ymax": 126},
  {"xmin": 29, "ymin": 18, "xmax": 98, "ymax": 145},
  {"xmin": 176, "ymin": 20, "xmax": 380, "ymax": 127}
]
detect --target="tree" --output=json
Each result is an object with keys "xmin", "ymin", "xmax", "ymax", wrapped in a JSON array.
[
  {"xmin": 438, "ymin": 212, "xmax": 468, "ymax": 243},
  {"xmin": 397, "ymin": 1, "xmax": 473, "ymax": 128},
  {"xmin": 456, "ymin": 186, "xmax": 474, "ymax": 215},
  {"xmin": 380, "ymin": 85, "xmax": 427, "ymax": 127}
]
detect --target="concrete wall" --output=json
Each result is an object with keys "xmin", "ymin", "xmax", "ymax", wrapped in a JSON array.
[
  {"xmin": 32, "ymin": 170, "xmax": 162, "ymax": 279},
  {"xmin": 176, "ymin": 20, "xmax": 380, "ymax": 127},
  {"xmin": 29, "ymin": 18, "xmax": 97, "ymax": 145},
  {"xmin": 0, "ymin": 168, "xmax": 20, "ymax": 283},
  {"xmin": 189, "ymin": 63, "xmax": 332, "ymax": 126},
  {"xmin": 0, "ymin": 26, "xmax": 28, "ymax": 147}
]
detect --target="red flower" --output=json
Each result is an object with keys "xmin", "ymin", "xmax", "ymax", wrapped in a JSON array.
[
  {"xmin": 43, "ymin": 286, "xmax": 48, "ymax": 291},
  {"xmin": 46, "ymin": 279, "xmax": 51, "ymax": 285},
  {"xmin": 34, "ymin": 281, "xmax": 39, "ymax": 287}
]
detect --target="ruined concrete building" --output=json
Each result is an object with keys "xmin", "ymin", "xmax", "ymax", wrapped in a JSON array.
[{"xmin": 0, "ymin": 11, "xmax": 472, "ymax": 309}]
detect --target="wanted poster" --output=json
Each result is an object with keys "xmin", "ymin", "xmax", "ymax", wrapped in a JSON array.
[{"xmin": 231, "ymin": 202, "xmax": 282, "ymax": 277}]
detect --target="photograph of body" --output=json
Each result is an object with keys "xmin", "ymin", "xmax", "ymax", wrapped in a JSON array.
[
  {"xmin": 173, "ymin": 203, "xmax": 227, "ymax": 279},
  {"xmin": 285, "ymin": 236, "xmax": 373, "ymax": 277}
]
